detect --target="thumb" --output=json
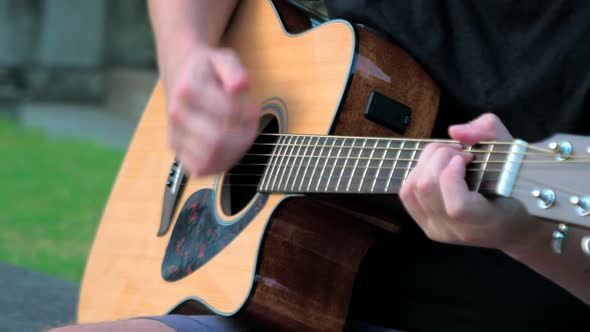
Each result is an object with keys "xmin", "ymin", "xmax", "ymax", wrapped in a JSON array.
[
  {"xmin": 448, "ymin": 113, "xmax": 512, "ymax": 146},
  {"xmin": 209, "ymin": 48, "xmax": 251, "ymax": 96}
]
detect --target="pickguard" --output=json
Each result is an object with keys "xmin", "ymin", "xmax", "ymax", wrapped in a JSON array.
[{"xmin": 161, "ymin": 189, "xmax": 268, "ymax": 282}]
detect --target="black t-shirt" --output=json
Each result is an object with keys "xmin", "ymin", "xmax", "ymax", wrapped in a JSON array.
[{"xmin": 324, "ymin": 1, "xmax": 590, "ymax": 331}]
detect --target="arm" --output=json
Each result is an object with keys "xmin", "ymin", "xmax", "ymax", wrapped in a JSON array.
[
  {"xmin": 147, "ymin": 0, "xmax": 239, "ymax": 88},
  {"xmin": 400, "ymin": 113, "xmax": 590, "ymax": 305}
]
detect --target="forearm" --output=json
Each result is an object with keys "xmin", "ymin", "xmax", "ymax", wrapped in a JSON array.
[
  {"xmin": 503, "ymin": 219, "xmax": 590, "ymax": 305},
  {"xmin": 147, "ymin": 0, "xmax": 238, "ymax": 85}
]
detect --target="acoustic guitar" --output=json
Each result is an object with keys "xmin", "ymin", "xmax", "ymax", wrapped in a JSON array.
[{"xmin": 78, "ymin": 1, "xmax": 590, "ymax": 331}]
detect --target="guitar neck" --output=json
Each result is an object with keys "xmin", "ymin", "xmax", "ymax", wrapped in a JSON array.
[{"xmin": 257, "ymin": 134, "xmax": 512, "ymax": 195}]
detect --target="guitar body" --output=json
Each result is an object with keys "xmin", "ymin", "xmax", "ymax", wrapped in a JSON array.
[{"xmin": 78, "ymin": 1, "xmax": 440, "ymax": 331}]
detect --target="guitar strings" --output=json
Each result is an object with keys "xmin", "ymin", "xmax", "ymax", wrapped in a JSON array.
[
  {"xmin": 173, "ymin": 158, "xmax": 589, "ymax": 197},
  {"xmin": 239, "ymin": 144, "xmax": 589, "ymax": 162},
  {"xmin": 236, "ymin": 152, "xmax": 590, "ymax": 163},
  {"xmin": 248, "ymin": 141, "xmax": 555, "ymax": 157},
  {"xmin": 256, "ymin": 133, "xmax": 557, "ymax": 154}
]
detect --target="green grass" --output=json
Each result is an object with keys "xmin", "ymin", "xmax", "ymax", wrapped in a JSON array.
[{"xmin": 0, "ymin": 119, "xmax": 125, "ymax": 281}]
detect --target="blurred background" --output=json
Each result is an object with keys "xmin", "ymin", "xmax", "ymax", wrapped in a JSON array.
[
  {"xmin": 0, "ymin": 0, "xmax": 326, "ymax": 331},
  {"xmin": 0, "ymin": 1, "xmax": 157, "ymax": 329}
]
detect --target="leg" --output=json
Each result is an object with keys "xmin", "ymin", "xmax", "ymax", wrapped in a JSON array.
[{"xmin": 45, "ymin": 315, "xmax": 253, "ymax": 332}]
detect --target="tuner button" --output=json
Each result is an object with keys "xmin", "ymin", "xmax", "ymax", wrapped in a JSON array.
[
  {"xmin": 170, "ymin": 170, "xmax": 176, "ymax": 177},
  {"xmin": 569, "ymin": 196, "xmax": 590, "ymax": 216},
  {"xmin": 532, "ymin": 189, "xmax": 555, "ymax": 209},
  {"xmin": 173, "ymin": 160, "xmax": 178, "ymax": 166},
  {"xmin": 548, "ymin": 141, "xmax": 572, "ymax": 161},
  {"xmin": 166, "ymin": 180, "xmax": 173, "ymax": 187}
]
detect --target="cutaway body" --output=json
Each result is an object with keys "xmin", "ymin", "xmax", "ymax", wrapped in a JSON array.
[{"xmin": 78, "ymin": 1, "xmax": 440, "ymax": 331}]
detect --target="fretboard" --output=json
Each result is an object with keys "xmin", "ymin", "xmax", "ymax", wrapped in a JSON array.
[{"xmin": 257, "ymin": 134, "xmax": 506, "ymax": 195}]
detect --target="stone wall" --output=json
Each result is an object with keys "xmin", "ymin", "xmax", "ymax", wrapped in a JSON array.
[
  {"xmin": 0, "ymin": 1, "xmax": 327, "ymax": 105},
  {"xmin": 0, "ymin": 0, "xmax": 156, "ymax": 103}
]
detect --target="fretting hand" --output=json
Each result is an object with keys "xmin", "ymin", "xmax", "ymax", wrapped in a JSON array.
[{"xmin": 399, "ymin": 113, "xmax": 543, "ymax": 251}]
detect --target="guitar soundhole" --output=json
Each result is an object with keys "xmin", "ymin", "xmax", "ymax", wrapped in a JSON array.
[{"xmin": 220, "ymin": 114, "xmax": 279, "ymax": 216}]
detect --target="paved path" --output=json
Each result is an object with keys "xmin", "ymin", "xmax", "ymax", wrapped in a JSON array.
[
  {"xmin": 0, "ymin": 262, "xmax": 78, "ymax": 332},
  {"xmin": 18, "ymin": 102, "xmax": 137, "ymax": 150}
]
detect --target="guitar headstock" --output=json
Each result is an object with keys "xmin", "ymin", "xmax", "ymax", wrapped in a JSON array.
[{"xmin": 508, "ymin": 133, "xmax": 590, "ymax": 229}]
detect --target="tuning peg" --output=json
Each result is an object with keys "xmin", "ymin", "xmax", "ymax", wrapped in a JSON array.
[
  {"xmin": 532, "ymin": 189, "xmax": 555, "ymax": 209},
  {"xmin": 548, "ymin": 141, "xmax": 572, "ymax": 160},
  {"xmin": 569, "ymin": 196, "xmax": 590, "ymax": 216}
]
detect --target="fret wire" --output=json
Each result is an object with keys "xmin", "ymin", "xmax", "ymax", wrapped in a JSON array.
[
  {"xmin": 247, "ymin": 157, "xmax": 536, "ymax": 174},
  {"xmin": 237, "ymin": 166, "xmax": 516, "ymax": 179},
  {"xmin": 257, "ymin": 134, "xmax": 561, "ymax": 159},
  {"xmin": 359, "ymin": 139, "xmax": 379, "ymax": 192},
  {"xmin": 271, "ymin": 135, "xmax": 292, "ymax": 191},
  {"xmin": 228, "ymin": 164, "xmax": 523, "ymax": 183},
  {"xmin": 278, "ymin": 135, "xmax": 299, "ymax": 192},
  {"xmin": 372, "ymin": 140, "xmax": 391, "ymax": 192},
  {"xmin": 257, "ymin": 133, "xmax": 523, "ymax": 147},
  {"xmin": 317, "ymin": 137, "xmax": 337, "ymax": 192},
  {"xmin": 325, "ymin": 137, "xmax": 344, "ymax": 192},
  {"xmin": 246, "ymin": 151, "xmax": 544, "ymax": 163},
  {"xmin": 475, "ymin": 144, "xmax": 493, "ymax": 192},
  {"xmin": 245, "ymin": 140, "xmax": 557, "ymax": 159},
  {"xmin": 386, "ymin": 140, "xmax": 404, "ymax": 192},
  {"xmin": 253, "ymin": 135, "xmax": 555, "ymax": 155},
  {"xmin": 290, "ymin": 135, "xmax": 308, "ymax": 192},
  {"xmin": 261, "ymin": 135, "xmax": 283, "ymax": 191},
  {"xmin": 336, "ymin": 137, "xmax": 355, "ymax": 192},
  {"xmin": 464, "ymin": 145, "xmax": 477, "ymax": 192},
  {"xmin": 306, "ymin": 137, "xmax": 326, "ymax": 192},
  {"xmin": 347, "ymin": 138, "xmax": 367, "ymax": 192},
  {"xmin": 215, "ymin": 182, "xmax": 535, "ymax": 195},
  {"xmin": 403, "ymin": 141, "xmax": 420, "ymax": 184},
  {"xmin": 258, "ymin": 142, "xmax": 271, "ymax": 191},
  {"xmin": 247, "ymin": 157, "xmax": 562, "ymax": 167},
  {"xmin": 232, "ymin": 165, "xmax": 521, "ymax": 177},
  {"xmin": 299, "ymin": 136, "xmax": 319, "ymax": 191}
]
